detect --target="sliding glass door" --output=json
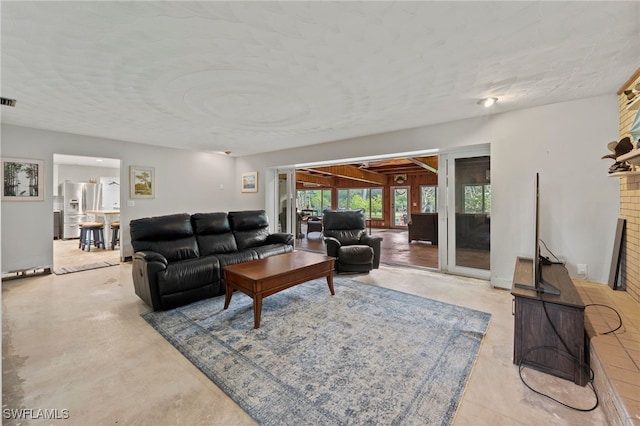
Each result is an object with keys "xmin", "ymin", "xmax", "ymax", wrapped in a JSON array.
[
  {"xmin": 441, "ymin": 148, "xmax": 491, "ymax": 279},
  {"xmin": 275, "ymin": 168, "xmax": 297, "ymax": 240}
]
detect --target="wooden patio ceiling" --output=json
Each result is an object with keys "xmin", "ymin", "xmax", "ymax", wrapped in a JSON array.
[{"xmin": 296, "ymin": 156, "xmax": 438, "ymax": 186}]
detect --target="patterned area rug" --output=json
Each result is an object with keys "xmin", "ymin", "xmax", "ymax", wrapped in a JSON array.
[
  {"xmin": 142, "ymin": 277, "xmax": 491, "ymax": 425},
  {"xmin": 52, "ymin": 261, "xmax": 119, "ymax": 275}
]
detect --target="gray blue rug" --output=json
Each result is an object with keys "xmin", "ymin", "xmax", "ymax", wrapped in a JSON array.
[{"xmin": 142, "ymin": 277, "xmax": 491, "ymax": 425}]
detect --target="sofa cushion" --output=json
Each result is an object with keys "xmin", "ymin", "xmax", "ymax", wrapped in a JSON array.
[
  {"xmin": 229, "ymin": 210, "xmax": 270, "ymax": 250},
  {"xmin": 324, "ymin": 229, "xmax": 366, "ymax": 245},
  {"xmin": 157, "ymin": 256, "xmax": 221, "ymax": 296},
  {"xmin": 192, "ymin": 212, "xmax": 238, "ymax": 255},
  {"xmin": 322, "ymin": 210, "xmax": 367, "ymax": 245},
  {"xmin": 339, "ymin": 245, "xmax": 374, "ymax": 265},
  {"xmin": 216, "ymin": 250, "xmax": 260, "ymax": 268},
  {"xmin": 323, "ymin": 210, "xmax": 366, "ymax": 229},
  {"xmin": 234, "ymin": 228, "xmax": 270, "ymax": 250},
  {"xmin": 197, "ymin": 234, "xmax": 238, "ymax": 256},
  {"xmin": 192, "ymin": 212, "xmax": 231, "ymax": 234},
  {"xmin": 228, "ymin": 210, "xmax": 269, "ymax": 231},
  {"xmin": 253, "ymin": 243, "xmax": 294, "ymax": 259},
  {"xmin": 130, "ymin": 213, "xmax": 199, "ymax": 262}
]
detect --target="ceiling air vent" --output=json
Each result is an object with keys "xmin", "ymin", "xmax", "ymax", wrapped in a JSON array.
[{"xmin": 1, "ymin": 97, "xmax": 17, "ymax": 107}]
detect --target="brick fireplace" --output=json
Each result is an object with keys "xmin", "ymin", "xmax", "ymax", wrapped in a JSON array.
[{"xmin": 617, "ymin": 68, "xmax": 640, "ymax": 302}]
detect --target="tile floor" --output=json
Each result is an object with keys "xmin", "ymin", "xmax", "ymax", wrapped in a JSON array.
[{"xmin": 2, "ymin": 259, "xmax": 608, "ymax": 425}]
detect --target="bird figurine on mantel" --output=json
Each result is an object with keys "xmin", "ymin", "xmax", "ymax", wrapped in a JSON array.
[{"xmin": 602, "ymin": 136, "xmax": 634, "ymax": 173}]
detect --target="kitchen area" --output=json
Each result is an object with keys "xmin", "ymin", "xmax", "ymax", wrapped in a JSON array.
[{"xmin": 53, "ymin": 154, "xmax": 121, "ymax": 271}]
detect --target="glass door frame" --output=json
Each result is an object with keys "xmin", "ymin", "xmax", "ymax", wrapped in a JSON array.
[
  {"xmin": 268, "ymin": 167, "xmax": 297, "ymax": 244},
  {"xmin": 390, "ymin": 185, "xmax": 410, "ymax": 228},
  {"xmin": 439, "ymin": 146, "xmax": 491, "ymax": 280}
]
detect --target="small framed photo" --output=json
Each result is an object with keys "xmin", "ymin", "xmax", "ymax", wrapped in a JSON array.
[
  {"xmin": 241, "ymin": 171, "xmax": 258, "ymax": 193},
  {"xmin": 2, "ymin": 157, "xmax": 44, "ymax": 201},
  {"xmin": 130, "ymin": 166, "xmax": 155, "ymax": 199}
]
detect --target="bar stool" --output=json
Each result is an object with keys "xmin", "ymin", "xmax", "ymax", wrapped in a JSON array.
[
  {"xmin": 79, "ymin": 222, "xmax": 105, "ymax": 251},
  {"xmin": 110, "ymin": 221, "xmax": 120, "ymax": 250}
]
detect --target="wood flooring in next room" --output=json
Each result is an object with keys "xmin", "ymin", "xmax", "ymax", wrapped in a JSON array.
[
  {"xmin": 296, "ymin": 224, "xmax": 490, "ymax": 271},
  {"xmin": 296, "ymin": 225, "xmax": 438, "ymax": 269}
]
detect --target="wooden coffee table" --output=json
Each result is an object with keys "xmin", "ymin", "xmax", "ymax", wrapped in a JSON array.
[{"xmin": 223, "ymin": 251, "xmax": 335, "ymax": 328}]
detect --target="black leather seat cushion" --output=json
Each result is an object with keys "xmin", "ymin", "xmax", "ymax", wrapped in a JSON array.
[
  {"xmin": 192, "ymin": 212, "xmax": 238, "ymax": 255},
  {"xmin": 324, "ymin": 229, "xmax": 366, "ymax": 245},
  {"xmin": 253, "ymin": 243, "xmax": 294, "ymax": 259},
  {"xmin": 338, "ymin": 245, "xmax": 374, "ymax": 265},
  {"xmin": 215, "ymin": 250, "xmax": 260, "ymax": 268},
  {"xmin": 158, "ymin": 256, "xmax": 221, "ymax": 295},
  {"xmin": 229, "ymin": 210, "xmax": 270, "ymax": 250},
  {"xmin": 130, "ymin": 213, "xmax": 199, "ymax": 261}
]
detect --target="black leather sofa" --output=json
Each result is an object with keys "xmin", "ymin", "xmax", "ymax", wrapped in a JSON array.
[{"xmin": 130, "ymin": 210, "xmax": 294, "ymax": 310}]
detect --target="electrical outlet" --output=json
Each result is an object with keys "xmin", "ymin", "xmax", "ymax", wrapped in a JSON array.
[{"xmin": 577, "ymin": 264, "xmax": 588, "ymax": 278}]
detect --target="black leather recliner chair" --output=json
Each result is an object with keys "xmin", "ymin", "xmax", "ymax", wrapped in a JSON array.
[{"xmin": 323, "ymin": 210, "xmax": 382, "ymax": 273}]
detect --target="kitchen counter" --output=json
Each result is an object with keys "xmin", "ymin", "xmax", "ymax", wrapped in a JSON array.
[{"xmin": 87, "ymin": 210, "xmax": 120, "ymax": 230}]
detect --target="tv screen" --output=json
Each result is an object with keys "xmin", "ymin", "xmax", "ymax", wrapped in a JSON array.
[{"xmin": 514, "ymin": 173, "xmax": 560, "ymax": 295}]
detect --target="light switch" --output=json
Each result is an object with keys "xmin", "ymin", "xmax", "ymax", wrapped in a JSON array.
[{"xmin": 127, "ymin": 200, "xmax": 135, "ymax": 207}]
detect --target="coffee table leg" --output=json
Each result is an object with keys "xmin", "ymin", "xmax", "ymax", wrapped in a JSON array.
[
  {"xmin": 254, "ymin": 295, "xmax": 262, "ymax": 329},
  {"xmin": 327, "ymin": 273, "xmax": 335, "ymax": 295},
  {"xmin": 224, "ymin": 285, "xmax": 233, "ymax": 309}
]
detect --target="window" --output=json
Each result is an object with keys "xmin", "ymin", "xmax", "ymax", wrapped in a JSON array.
[
  {"xmin": 463, "ymin": 184, "xmax": 491, "ymax": 213},
  {"xmin": 296, "ymin": 189, "xmax": 331, "ymax": 215},
  {"xmin": 420, "ymin": 185, "xmax": 437, "ymax": 213},
  {"xmin": 337, "ymin": 188, "xmax": 383, "ymax": 219}
]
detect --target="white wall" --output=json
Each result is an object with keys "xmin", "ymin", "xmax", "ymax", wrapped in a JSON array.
[
  {"xmin": 56, "ymin": 164, "xmax": 119, "ymax": 186},
  {"xmin": 1, "ymin": 124, "xmax": 238, "ymax": 272},
  {"xmin": 241, "ymin": 95, "xmax": 620, "ymax": 287},
  {"xmin": 1, "ymin": 94, "xmax": 620, "ymax": 287}
]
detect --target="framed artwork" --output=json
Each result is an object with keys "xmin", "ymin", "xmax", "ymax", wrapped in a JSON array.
[
  {"xmin": 2, "ymin": 157, "xmax": 44, "ymax": 201},
  {"xmin": 241, "ymin": 171, "xmax": 258, "ymax": 193},
  {"xmin": 130, "ymin": 166, "xmax": 155, "ymax": 199}
]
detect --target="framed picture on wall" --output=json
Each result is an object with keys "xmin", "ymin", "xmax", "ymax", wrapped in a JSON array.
[
  {"xmin": 130, "ymin": 166, "xmax": 155, "ymax": 199},
  {"xmin": 241, "ymin": 171, "xmax": 258, "ymax": 193},
  {"xmin": 1, "ymin": 157, "xmax": 44, "ymax": 201}
]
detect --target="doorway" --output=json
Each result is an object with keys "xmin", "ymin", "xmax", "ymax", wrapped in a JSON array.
[
  {"xmin": 391, "ymin": 186, "xmax": 410, "ymax": 228},
  {"xmin": 273, "ymin": 151, "xmax": 440, "ymax": 270},
  {"xmin": 53, "ymin": 154, "xmax": 121, "ymax": 272}
]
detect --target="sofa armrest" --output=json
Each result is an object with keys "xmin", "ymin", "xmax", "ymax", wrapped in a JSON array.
[
  {"xmin": 134, "ymin": 250, "xmax": 168, "ymax": 266},
  {"xmin": 132, "ymin": 251, "xmax": 168, "ymax": 310},
  {"xmin": 266, "ymin": 232, "xmax": 294, "ymax": 246},
  {"xmin": 361, "ymin": 234, "xmax": 383, "ymax": 269},
  {"xmin": 324, "ymin": 236, "xmax": 342, "ymax": 258}
]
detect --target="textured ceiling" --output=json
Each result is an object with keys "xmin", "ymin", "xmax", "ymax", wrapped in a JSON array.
[{"xmin": 1, "ymin": 2, "xmax": 639, "ymax": 156}]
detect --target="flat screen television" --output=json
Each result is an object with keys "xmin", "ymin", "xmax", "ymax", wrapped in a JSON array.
[{"xmin": 514, "ymin": 173, "xmax": 561, "ymax": 295}]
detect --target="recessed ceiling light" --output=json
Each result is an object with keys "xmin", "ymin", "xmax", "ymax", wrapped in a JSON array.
[
  {"xmin": 478, "ymin": 97, "xmax": 498, "ymax": 108},
  {"xmin": 96, "ymin": 159, "xmax": 103, "ymax": 162}
]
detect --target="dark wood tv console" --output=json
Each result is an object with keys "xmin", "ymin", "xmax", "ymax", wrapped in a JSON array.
[{"xmin": 511, "ymin": 257, "xmax": 588, "ymax": 386}]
